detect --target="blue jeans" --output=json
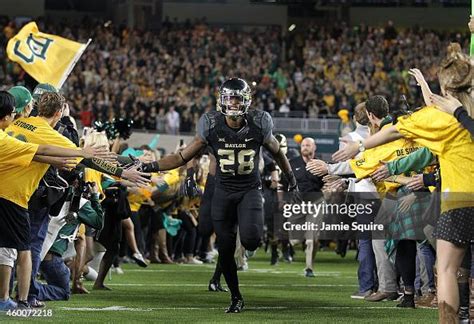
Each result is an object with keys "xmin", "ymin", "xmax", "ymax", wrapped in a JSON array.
[
  {"xmin": 33, "ymin": 254, "xmax": 70, "ymax": 301},
  {"xmin": 357, "ymin": 239, "xmax": 376, "ymax": 293},
  {"xmin": 415, "ymin": 242, "xmax": 436, "ymax": 293},
  {"xmin": 27, "ymin": 207, "xmax": 50, "ymax": 300}
]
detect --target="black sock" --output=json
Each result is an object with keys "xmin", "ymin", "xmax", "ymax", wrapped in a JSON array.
[
  {"xmin": 211, "ymin": 262, "xmax": 223, "ymax": 282},
  {"xmin": 219, "ymin": 256, "xmax": 241, "ymax": 300}
]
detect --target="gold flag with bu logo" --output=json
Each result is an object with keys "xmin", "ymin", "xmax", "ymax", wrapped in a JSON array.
[{"xmin": 6, "ymin": 21, "xmax": 90, "ymax": 89}]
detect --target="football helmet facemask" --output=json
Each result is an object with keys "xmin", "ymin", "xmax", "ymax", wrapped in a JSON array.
[{"xmin": 217, "ymin": 78, "xmax": 252, "ymax": 118}]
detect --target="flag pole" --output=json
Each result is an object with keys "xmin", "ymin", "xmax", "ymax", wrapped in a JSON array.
[
  {"xmin": 57, "ymin": 38, "xmax": 92, "ymax": 89},
  {"xmin": 470, "ymin": 1, "xmax": 473, "ymax": 56}
]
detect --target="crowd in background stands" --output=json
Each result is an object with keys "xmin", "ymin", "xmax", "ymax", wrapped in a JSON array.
[{"xmin": 0, "ymin": 17, "xmax": 471, "ymax": 134}]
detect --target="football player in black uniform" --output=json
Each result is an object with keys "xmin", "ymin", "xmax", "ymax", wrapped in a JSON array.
[{"xmin": 143, "ymin": 78, "xmax": 298, "ymax": 313}]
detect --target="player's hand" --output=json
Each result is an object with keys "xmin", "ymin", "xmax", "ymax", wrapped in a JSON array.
[
  {"xmin": 182, "ymin": 174, "xmax": 202, "ymax": 198},
  {"xmin": 288, "ymin": 180, "xmax": 302, "ymax": 203},
  {"xmin": 48, "ymin": 157, "xmax": 78, "ymax": 170},
  {"xmin": 397, "ymin": 193, "xmax": 416, "ymax": 214},
  {"xmin": 429, "ymin": 93, "xmax": 463, "ymax": 115},
  {"xmin": 406, "ymin": 174, "xmax": 425, "ymax": 191},
  {"xmin": 332, "ymin": 140, "xmax": 359, "ymax": 162},
  {"xmin": 469, "ymin": 16, "xmax": 474, "ymax": 33},
  {"xmin": 306, "ymin": 159, "xmax": 328, "ymax": 176},
  {"xmin": 371, "ymin": 161, "xmax": 391, "ymax": 182},
  {"xmin": 122, "ymin": 166, "xmax": 151, "ymax": 187}
]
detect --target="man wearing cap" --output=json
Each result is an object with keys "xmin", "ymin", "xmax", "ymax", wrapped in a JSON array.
[
  {"xmin": 8, "ymin": 86, "xmax": 34, "ymax": 119},
  {"xmin": 26, "ymin": 83, "xmax": 59, "ymax": 117},
  {"xmin": 0, "ymin": 91, "xmax": 113, "ymax": 311},
  {"xmin": 29, "ymin": 84, "xmax": 58, "ymax": 118}
]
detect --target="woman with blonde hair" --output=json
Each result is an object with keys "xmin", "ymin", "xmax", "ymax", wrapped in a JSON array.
[{"xmin": 429, "ymin": 42, "xmax": 474, "ymax": 136}]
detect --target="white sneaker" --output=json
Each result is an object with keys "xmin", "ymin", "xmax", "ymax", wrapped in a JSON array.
[
  {"xmin": 132, "ymin": 253, "xmax": 148, "ymax": 268},
  {"xmin": 112, "ymin": 266, "xmax": 124, "ymax": 275},
  {"xmin": 208, "ymin": 249, "xmax": 218, "ymax": 258},
  {"xmin": 204, "ymin": 253, "xmax": 215, "ymax": 263},
  {"xmin": 185, "ymin": 257, "xmax": 203, "ymax": 265},
  {"xmin": 84, "ymin": 266, "xmax": 98, "ymax": 281},
  {"xmin": 237, "ymin": 262, "xmax": 249, "ymax": 271}
]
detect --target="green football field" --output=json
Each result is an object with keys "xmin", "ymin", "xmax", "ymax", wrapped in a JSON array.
[{"xmin": 2, "ymin": 250, "xmax": 437, "ymax": 323}]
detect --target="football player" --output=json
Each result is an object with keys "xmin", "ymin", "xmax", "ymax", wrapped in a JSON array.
[{"xmin": 143, "ymin": 78, "xmax": 298, "ymax": 313}]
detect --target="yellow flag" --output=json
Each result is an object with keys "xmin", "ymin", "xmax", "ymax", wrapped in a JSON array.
[{"xmin": 6, "ymin": 22, "xmax": 90, "ymax": 89}]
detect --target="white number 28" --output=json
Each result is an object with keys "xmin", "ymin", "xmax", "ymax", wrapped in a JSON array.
[{"xmin": 218, "ymin": 149, "xmax": 255, "ymax": 175}]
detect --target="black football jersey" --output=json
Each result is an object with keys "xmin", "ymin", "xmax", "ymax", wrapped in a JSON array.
[{"xmin": 197, "ymin": 110, "xmax": 273, "ymax": 192}]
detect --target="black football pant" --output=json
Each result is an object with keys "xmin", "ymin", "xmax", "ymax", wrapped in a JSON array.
[
  {"xmin": 211, "ymin": 186, "xmax": 264, "ymax": 299},
  {"xmin": 197, "ymin": 175, "xmax": 223, "ymax": 281}
]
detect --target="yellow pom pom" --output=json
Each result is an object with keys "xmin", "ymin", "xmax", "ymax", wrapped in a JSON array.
[{"xmin": 293, "ymin": 134, "xmax": 303, "ymax": 144}]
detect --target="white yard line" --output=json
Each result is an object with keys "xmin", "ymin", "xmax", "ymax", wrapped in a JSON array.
[
  {"xmin": 59, "ymin": 305, "xmax": 429, "ymax": 312},
  {"xmin": 102, "ymin": 283, "xmax": 358, "ymax": 287},
  {"xmin": 123, "ymin": 269, "xmax": 351, "ymax": 276}
]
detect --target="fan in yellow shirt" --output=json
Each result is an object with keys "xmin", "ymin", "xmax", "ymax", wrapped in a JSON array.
[
  {"xmin": 395, "ymin": 106, "xmax": 473, "ymax": 197},
  {"xmin": 0, "ymin": 90, "xmax": 115, "ymax": 308},
  {"xmin": 331, "ymin": 63, "xmax": 473, "ymax": 318},
  {"xmin": 308, "ymin": 99, "xmax": 423, "ymax": 196},
  {"xmin": 0, "ymin": 129, "xmax": 39, "ymax": 167},
  {"xmin": 1, "ymin": 94, "xmax": 150, "ymax": 208},
  {"xmin": 349, "ymin": 123, "xmax": 423, "ymax": 195},
  {"xmin": 0, "ymin": 92, "xmax": 105, "ymax": 169},
  {"xmin": 336, "ymin": 105, "xmax": 473, "ymax": 211},
  {"xmin": 3, "ymin": 115, "xmax": 82, "ymax": 208}
]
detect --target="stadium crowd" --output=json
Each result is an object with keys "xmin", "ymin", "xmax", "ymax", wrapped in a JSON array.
[
  {"xmin": 1, "ymin": 18, "xmax": 471, "ymax": 133},
  {"xmin": 0, "ymin": 15, "xmax": 473, "ymax": 324}
]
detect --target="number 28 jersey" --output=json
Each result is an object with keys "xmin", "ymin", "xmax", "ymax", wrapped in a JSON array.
[{"xmin": 197, "ymin": 110, "xmax": 273, "ymax": 192}]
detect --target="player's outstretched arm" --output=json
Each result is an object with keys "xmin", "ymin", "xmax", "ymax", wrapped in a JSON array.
[
  {"xmin": 264, "ymin": 135, "xmax": 297, "ymax": 190},
  {"xmin": 80, "ymin": 158, "xmax": 150, "ymax": 187},
  {"xmin": 142, "ymin": 136, "xmax": 206, "ymax": 172}
]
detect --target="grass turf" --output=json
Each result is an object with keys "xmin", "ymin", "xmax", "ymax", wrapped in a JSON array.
[{"xmin": 2, "ymin": 250, "xmax": 437, "ymax": 323}]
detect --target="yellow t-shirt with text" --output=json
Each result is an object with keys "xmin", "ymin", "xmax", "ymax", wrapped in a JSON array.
[
  {"xmin": 395, "ymin": 106, "xmax": 474, "ymax": 212},
  {"xmin": 349, "ymin": 124, "xmax": 423, "ymax": 195},
  {"xmin": 0, "ymin": 130, "xmax": 39, "ymax": 167},
  {"xmin": 0, "ymin": 117, "xmax": 81, "ymax": 208}
]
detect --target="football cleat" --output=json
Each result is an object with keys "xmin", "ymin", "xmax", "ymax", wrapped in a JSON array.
[
  {"xmin": 225, "ymin": 297, "xmax": 244, "ymax": 313},
  {"xmin": 208, "ymin": 280, "xmax": 228, "ymax": 292},
  {"xmin": 304, "ymin": 268, "xmax": 315, "ymax": 278}
]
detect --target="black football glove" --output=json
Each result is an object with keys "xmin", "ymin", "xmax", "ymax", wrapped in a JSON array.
[
  {"xmin": 287, "ymin": 173, "xmax": 302, "ymax": 204},
  {"xmin": 181, "ymin": 169, "xmax": 202, "ymax": 198},
  {"xmin": 120, "ymin": 154, "xmax": 142, "ymax": 170}
]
